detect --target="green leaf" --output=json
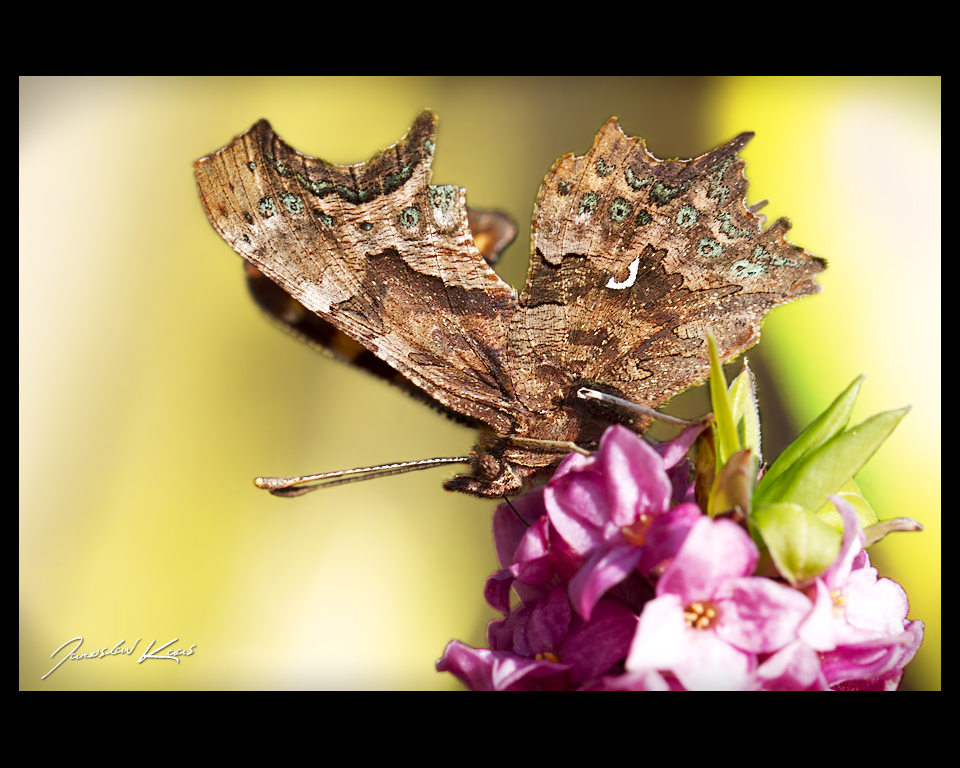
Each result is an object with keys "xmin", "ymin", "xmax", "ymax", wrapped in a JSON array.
[
  {"xmin": 753, "ymin": 407, "xmax": 909, "ymax": 513},
  {"xmin": 728, "ymin": 361, "xmax": 762, "ymax": 467},
  {"xmin": 814, "ymin": 479, "xmax": 879, "ymax": 532},
  {"xmin": 757, "ymin": 375, "xmax": 864, "ymax": 498},
  {"xmin": 752, "ymin": 503, "xmax": 841, "ymax": 585},
  {"xmin": 707, "ymin": 333, "xmax": 739, "ymax": 466}
]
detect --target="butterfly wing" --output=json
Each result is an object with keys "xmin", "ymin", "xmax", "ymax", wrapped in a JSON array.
[
  {"xmin": 241, "ymin": 204, "xmax": 516, "ymax": 427},
  {"xmin": 196, "ymin": 112, "xmax": 521, "ymax": 434},
  {"xmin": 519, "ymin": 119, "xmax": 825, "ymax": 413}
]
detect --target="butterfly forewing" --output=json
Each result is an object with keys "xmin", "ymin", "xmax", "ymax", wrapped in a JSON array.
[
  {"xmin": 241, "ymin": 205, "xmax": 518, "ymax": 427},
  {"xmin": 196, "ymin": 113, "xmax": 522, "ymax": 434},
  {"xmin": 521, "ymin": 119, "xmax": 825, "ymax": 416}
]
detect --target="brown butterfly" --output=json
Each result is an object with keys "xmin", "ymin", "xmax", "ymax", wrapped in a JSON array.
[{"xmin": 194, "ymin": 112, "xmax": 824, "ymax": 497}]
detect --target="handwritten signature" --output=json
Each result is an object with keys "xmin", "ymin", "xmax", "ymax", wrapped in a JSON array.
[{"xmin": 43, "ymin": 637, "xmax": 197, "ymax": 680}]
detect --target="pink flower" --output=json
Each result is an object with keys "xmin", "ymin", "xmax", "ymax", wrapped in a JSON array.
[
  {"xmin": 436, "ymin": 642, "xmax": 573, "ymax": 691},
  {"xmin": 438, "ymin": 586, "xmax": 637, "ymax": 690},
  {"xmin": 794, "ymin": 496, "xmax": 924, "ymax": 689},
  {"xmin": 437, "ymin": 426, "xmax": 923, "ymax": 691},
  {"xmin": 750, "ymin": 640, "xmax": 830, "ymax": 691},
  {"xmin": 545, "ymin": 424, "xmax": 703, "ymax": 620},
  {"xmin": 626, "ymin": 516, "xmax": 811, "ymax": 690}
]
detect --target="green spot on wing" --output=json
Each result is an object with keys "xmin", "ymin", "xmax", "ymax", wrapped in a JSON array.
[
  {"xmin": 429, "ymin": 185, "xmax": 456, "ymax": 211},
  {"xmin": 707, "ymin": 157, "xmax": 733, "ymax": 206},
  {"xmin": 579, "ymin": 193, "xmax": 598, "ymax": 215},
  {"xmin": 596, "ymin": 158, "xmax": 615, "ymax": 177},
  {"xmin": 336, "ymin": 185, "xmax": 373, "ymax": 204},
  {"xmin": 650, "ymin": 180, "xmax": 690, "ymax": 205},
  {"xmin": 297, "ymin": 173, "xmax": 334, "ymax": 197},
  {"xmin": 384, "ymin": 151, "xmax": 420, "ymax": 194},
  {"xmin": 399, "ymin": 206, "xmax": 420, "ymax": 228},
  {"xmin": 752, "ymin": 245, "xmax": 796, "ymax": 268},
  {"xmin": 624, "ymin": 167, "xmax": 652, "ymax": 190},
  {"xmin": 264, "ymin": 149, "xmax": 286, "ymax": 176},
  {"xmin": 718, "ymin": 213, "xmax": 753, "ymax": 239},
  {"xmin": 609, "ymin": 197, "xmax": 633, "ymax": 223},
  {"xmin": 731, "ymin": 259, "xmax": 767, "ymax": 277},
  {"xmin": 280, "ymin": 192, "xmax": 304, "ymax": 214},
  {"xmin": 698, "ymin": 236, "xmax": 723, "ymax": 258},
  {"xmin": 676, "ymin": 205, "xmax": 699, "ymax": 227},
  {"xmin": 258, "ymin": 196, "xmax": 276, "ymax": 218}
]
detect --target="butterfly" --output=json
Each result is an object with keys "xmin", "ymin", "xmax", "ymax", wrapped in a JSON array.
[{"xmin": 194, "ymin": 111, "xmax": 824, "ymax": 497}]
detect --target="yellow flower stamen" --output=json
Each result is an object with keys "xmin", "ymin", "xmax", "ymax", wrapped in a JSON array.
[
  {"xmin": 831, "ymin": 588, "xmax": 846, "ymax": 617},
  {"xmin": 621, "ymin": 513, "xmax": 654, "ymax": 547},
  {"xmin": 683, "ymin": 601, "xmax": 719, "ymax": 630}
]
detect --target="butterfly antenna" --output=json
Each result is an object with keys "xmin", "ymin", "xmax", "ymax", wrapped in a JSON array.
[
  {"xmin": 577, "ymin": 387, "xmax": 708, "ymax": 428},
  {"xmin": 255, "ymin": 457, "xmax": 470, "ymax": 497}
]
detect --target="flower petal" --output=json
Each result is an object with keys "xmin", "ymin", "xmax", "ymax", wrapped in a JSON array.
[
  {"xmin": 751, "ymin": 640, "xmax": 829, "ymax": 691},
  {"xmin": 546, "ymin": 426, "xmax": 676, "ymax": 555},
  {"xmin": 820, "ymin": 620, "xmax": 924, "ymax": 689},
  {"xmin": 492, "ymin": 487, "xmax": 545, "ymax": 569},
  {"xmin": 657, "ymin": 517, "xmax": 759, "ymax": 604},
  {"xmin": 822, "ymin": 494, "xmax": 866, "ymax": 591},
  {"xmin": 510, "ymin": 515, "xmax": 555, "ymax": 586},
  {"xmin": 654, "ymin": 423, "xmax": 706, "ymax": 470},
  {"xmin": 546, "ymin": 466, "xmax": 611, "ymax": 553},
  {"xmin": 797, "ymin": 578, "xmax": 841, "ymax": 652},
  {"xmin": 840, "ymin": 560, "xmax": 911, "ymax": 640},
  {"xmin": 436, "ymin": 641, "xmax": 573, "ymax": 690},
  {"xmin": 568, "ymin": 545, "xmax": 643, "ymax": 620},
  {"xmin": 629, "ymin": 594, "xmax": 755, "ymax": 691},
  {"xmin": 524, "ymin": 587, "xmax": 571, "ymax": 657},
  {"xmin": 561, "ymin": 600, "xmax": 640, "ymax": 683},
  {"xmin": 580, "ymin": 670, "xmax": 675, "ymax": 690},
  {"xmin": 626, "ymin": 594, "xmax": 690, "ymax": 673},
  {"xmin": 484, "ymin": 570, "xmax": 514, "ymax": 615},
  {"xmin": 638, "ymin": 502, "xmax": 702, "ymax": 576},
  {"xmin": 714, "ymin": 576, "xmax": 813, "ymax": 653},
  {"xmin": 600, "ymin": 425, "xmax": 673, "ymax": 526}
]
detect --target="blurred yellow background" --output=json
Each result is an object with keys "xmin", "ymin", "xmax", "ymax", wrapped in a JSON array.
[{"xmin": 20, "ymin": 77, "xmax": 939, "ymax": 690}]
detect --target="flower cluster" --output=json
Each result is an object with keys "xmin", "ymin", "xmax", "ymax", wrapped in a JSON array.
[{"xmin": 437, "ymin": 363, "xmax": 924, "ymax": 690}]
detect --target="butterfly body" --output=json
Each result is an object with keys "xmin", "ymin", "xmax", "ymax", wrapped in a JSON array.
[{"xmin": 195, "ymin": 112, "xmax": 824, "ymax": 497}]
